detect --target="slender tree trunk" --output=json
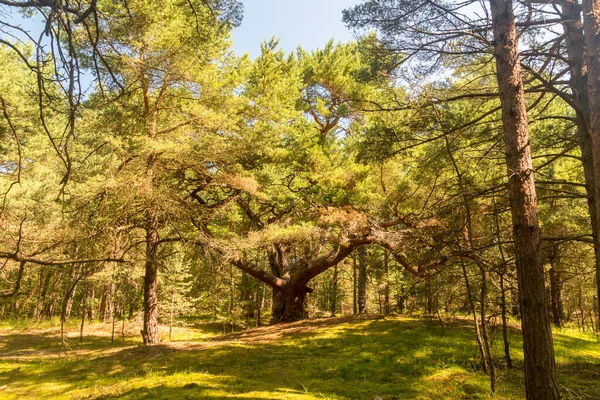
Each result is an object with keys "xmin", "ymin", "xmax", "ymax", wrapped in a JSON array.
[
  {"xmin": 169, "ymin": 288, "xmax": 174, "ymax": 342},
  {"xmin": 493, "ymin": 194, "xmax": 513, "ymax": 368},
  {"xmin": 330, "ymin": 264, "xmax": 338, "ymax": 317},
  {"xmin": 583, "ymin": 0, "xmax": 600, "ymax": 333},
  {"xmin": 549, "ymin": 247, "xmax": 564, "ymax": 328},
  {"xmin": 358, "ymin": 247, "xmax": 367, "ymax": 314},
  {"xmin": 141, "ymin": 208, "xmax": 160, "ymax": 345},
  {"xmin": 490, "ymin": 1, "xmax": 559, "ymax": 397},
  {"xmin": 35, "ymin": 270, "xmax": 50, "ymax": 321},
  {"xmin": 241, "ymin": 272, "xmax": 255, "ymax": 319},
  {"xmin": 478, "ymin": 267, "xmax": 496, "ymax": 392},
  {"xmin": 499, "ymin": 272, "xmax": 513, "ymax": 368},
  {"xmin": 63, "ymin": 267, "xmax": 78, "ymax": 320},
  {"xmin": 20, "ymin": 277, "xmax": 37, "ymax": 317},
  {"xmin": 80, "ymin": 288, "xmax": 86, "ymax": 342},
  {"xmin": 578, "ymin": 284, "xmax": 586, "ymax": 332},
  {"xmin": 43, "ymin": 271, "xmax": 61, "ymax": 318},
  {"xmin": 99, "ymin": 284, "xmax": 109, "ymax": 322},
  {"xmin": 255, "ymin": 286, "xmax": 262, "ymax": 327},
  {"xmin": 460, "ymin": 259, "xmax": 489, "ymax": 374},
  {"xmin": 353, "ymin": 253, "xmax": 358, "ymax": 315},
  {"xmin": 87, "ymin": 287, "xmax": 95, "ymax": 322},
  {"xmin": 426, "ymin": 277, "xmax": 433, "ymax": 316},
  {"xmin": 444, "ymin": 120, "xmax": 496, "ymax": 390},
  {"xmin": 383, "ymin": 251, "xmax": 390, "ymax": 315},
  {"xmin": 122, "ymin": 297, "xmax": 126, "ymax": 343}
]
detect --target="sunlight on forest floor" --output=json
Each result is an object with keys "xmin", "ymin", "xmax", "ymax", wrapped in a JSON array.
[{"xmin": 0, "ymin": 316, "xmax": 598, "ymax": 399}]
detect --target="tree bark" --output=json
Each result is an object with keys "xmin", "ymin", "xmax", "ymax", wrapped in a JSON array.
[
  {"xmin": 555, "ymin": 0, "xmax": 600, "ymax": 333},
  {"xmin": 271, "ymin": 284, "xmax": 310, "ymax": 321},
  {"xmin": 490, "ymin": 1, "xmax": 559, "ymax": 398},
  {"xmin": 583, "ymin": 0, "xmax": 600, "ymax": 333},
  {"xmin": 141, "ymin": 207, "xmax": 160, "ymax": 345}
]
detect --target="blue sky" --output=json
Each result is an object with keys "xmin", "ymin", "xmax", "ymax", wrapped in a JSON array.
[
  {"xmin": 231, "ymin": 0, "xmax": 362, "ymax": 57},
  {"xmin": 2, "ymin": 1, "xmax": 362, "ymax": 57}
]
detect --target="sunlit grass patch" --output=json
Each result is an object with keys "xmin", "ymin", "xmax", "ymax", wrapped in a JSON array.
[{"xmin": 0, "ymin": 316, "xmax": 599, "ymax": 399}]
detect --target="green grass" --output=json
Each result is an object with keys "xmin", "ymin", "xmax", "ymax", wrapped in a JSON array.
[{"xmin": 0, "ymin": 316, "xmax": 599, "ymax": 399}]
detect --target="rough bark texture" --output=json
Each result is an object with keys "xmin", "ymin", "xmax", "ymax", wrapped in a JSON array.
[
  {"xmin": 560, "ymin": 0, "xmax": 600, "ymax": 332},
  {"xmin": 272, "ymin": 285, "xmax": 310, "ymax": 322},
  {"xmin": 490, "ymin": 0, "xmax": 559, "ymax": 398},
  {"xmin": 583, "ymin": 0, "xmax": 600, "ymax": 333}
]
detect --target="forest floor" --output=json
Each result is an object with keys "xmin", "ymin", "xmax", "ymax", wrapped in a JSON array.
[{"xmin": 0, "ymin": 315, "xmax": 599, "ymax": 399}]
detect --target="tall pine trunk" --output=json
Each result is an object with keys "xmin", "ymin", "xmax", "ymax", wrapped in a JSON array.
[
  {"xmin": 490, "ymin": 0, "xmax": 559, "ymax": 397},
  {"xmin": 558, "ymin": 0, "xmax": 600, "ymax": 333},
  {"xmin": 583, "ymin": 0, "xmax": 600, "ymax": 333}
]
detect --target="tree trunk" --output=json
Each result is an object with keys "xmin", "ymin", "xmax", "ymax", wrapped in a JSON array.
[
  {"xmin": 559, "ymin": 0, "xmax": 600, "ymax": 334},
  {"xmin": 549, "ymin": 247, "xmax": 564, "ymax": 328},
  {"xmin": 353, "ymin": 253, "xmax": 358, "ymax": 315},
  {"xmin": 141, "ymin": 208, "xmax": 160, "ymax": 345},
  {"xmin": 383, "ymin": 251, "xmax": 390, "ymax": 315},
  {"xmin": 63, "ymin": 267, "xmax": 78, "ymax": 320},
  {"xmin": 255, "ymin": 286, "xmax": 262, "ymax": 327},
  {"xmin": 271, "ymin": 285, "xmax": 310, "ymax": 322},
  {"xmin": 330, "ymin": 264, "xmax": 338, "ymax": 317},
  {"xmin": 99, "ymin": 283, "xmax": 112, "ymax": 322},
  {"xmin": 87, "ymin": 287, "xmax": 95, "ymax": 322},
  {"xmin": 357, "ymin": 247, "xmax": 367, "ymax": 314},
  {"xmin": 240, "ymin": 272, "xmax": 255, "ymax": 319},
  {"xmin": 478, "ymin": 267, "xmax": 496, "ymax": 392},
  {"xmin": 35, "ymin": 270, "xmax": 50, "ymax": 320},
  {"xmin": 80, "ymin": 288, "xmax": 86, "ymax": 342},
  {"xmin": 499, "ymin": 271, "xmax": 513, "ymax": 368},
  {"xmin": 45, "ymin": 271, "xmax": 61, "ymax": 318},
  {"xmin": 461, "ymin": 260, "xmax": 489, "ymax": 374},
  {"xmin": 583, "ymin": 0, "xmax": 600, "ymax": 333},
  {"xmin": 490, "ymin": 1, "xmax": 559, "ymax": 397}
]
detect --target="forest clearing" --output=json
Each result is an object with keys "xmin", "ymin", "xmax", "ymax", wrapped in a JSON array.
[
  {"xmin": 0, "ymin": 316, "xmax": 598, "ymax": 399},
  {"xmin": 2, "ymin": 0, "xmax": 600, "ymax": 398}
]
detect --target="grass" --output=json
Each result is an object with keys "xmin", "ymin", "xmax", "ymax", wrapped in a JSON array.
[{"xmin": 0, "ymin": 316, "xmax": 599, "ymax": 399}]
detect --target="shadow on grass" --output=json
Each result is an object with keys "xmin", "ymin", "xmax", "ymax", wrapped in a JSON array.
[
  {"xmin": 100, "ymin": 385, "xmax": 277, "ymax": 400},
  {"xmin": 1, "ymin": 317, "xmax": 599, "ymax": 399}
]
